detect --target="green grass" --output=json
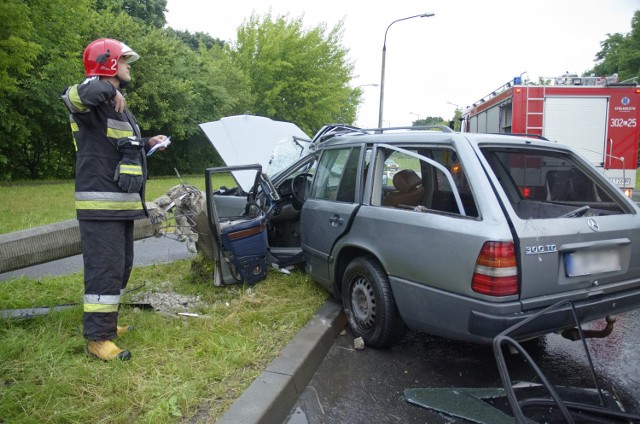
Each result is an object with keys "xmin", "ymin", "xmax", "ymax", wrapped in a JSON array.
[
  {"xmin": 0, "ymin": 175, "xmax": 207, "ymax": 234},
  {"xmin": 0, "ymin": 174, "xmax": 330, "ymax": 422},
  {"xmin": 0, "ymin": 259, "xmax": 328, "ymax": 423}
]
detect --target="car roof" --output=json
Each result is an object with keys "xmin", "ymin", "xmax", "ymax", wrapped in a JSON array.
[
  {"xmin": 200, "ymin": 116, "xmax": 564, "ymax": 192},
  {"xmin": 310, "ymin": 126, "xmax": 554, "ymax": 150}
]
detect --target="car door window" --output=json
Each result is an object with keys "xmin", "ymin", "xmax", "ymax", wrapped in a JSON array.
[{"xmin": 311, "ymin": 147, "xmax": 359, "ymax": 203}]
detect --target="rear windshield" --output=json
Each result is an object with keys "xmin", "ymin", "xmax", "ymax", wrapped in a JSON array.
[{"xmin": 480, "ymin": 147, "xmax": 629, "ymax": 219}]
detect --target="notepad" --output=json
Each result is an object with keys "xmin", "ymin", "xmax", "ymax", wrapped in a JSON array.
[{"xmin": 147, "ymin": 137, "xmax": 171, "ymax": 156}]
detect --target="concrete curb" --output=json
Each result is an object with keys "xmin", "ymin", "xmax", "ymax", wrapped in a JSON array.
[{"xmin": 217, "ymin": 299, "xmax": 346, "ymax": 424}]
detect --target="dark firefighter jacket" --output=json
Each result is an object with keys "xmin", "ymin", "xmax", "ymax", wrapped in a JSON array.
[{"xmin": 61, "ymin": 77, "xmax": 148, "ymax": 220}]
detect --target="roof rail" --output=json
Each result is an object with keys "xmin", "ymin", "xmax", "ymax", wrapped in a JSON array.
[
  {"xmin": 489, "ymin": 132, "xmax": 551, "ymax": 141},
  {"xmin": 310, "ymin": 124, "xmax": 367, "ymax": 144},
  {"xmin": 363, "ymin": 125, "xmax": 454, "ymax": 133},
  {"xmin": 310, "ymin": 124, "xmax": 454, "ymax": 147}
]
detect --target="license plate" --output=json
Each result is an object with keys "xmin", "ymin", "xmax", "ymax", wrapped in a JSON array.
[{"xmin": 565, "ymin": 249, "xmax": 621, "ymax": 277}]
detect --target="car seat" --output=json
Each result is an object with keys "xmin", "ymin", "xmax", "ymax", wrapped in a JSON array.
[{"xmin": 382, "ymin": 169, "xmax": 425, "ymax": 207}]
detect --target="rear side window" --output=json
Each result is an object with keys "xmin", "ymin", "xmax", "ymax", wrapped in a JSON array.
[
  {"xmin": 378, "ymin": 146, "xmax": 479, "ymax": 218},
  {"xmin": 481, "ymin": 147, "xmax": 629, "ymax": 219}
]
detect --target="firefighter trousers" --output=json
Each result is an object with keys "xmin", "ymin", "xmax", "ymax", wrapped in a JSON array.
[{"xmin": 79, "ymin": 220, "xmax": 134, "ymax": 340}]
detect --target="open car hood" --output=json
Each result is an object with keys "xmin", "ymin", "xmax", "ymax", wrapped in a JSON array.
[{"xmin": 199, "ymin": 115, "xmax": 310, "ymax": 192}]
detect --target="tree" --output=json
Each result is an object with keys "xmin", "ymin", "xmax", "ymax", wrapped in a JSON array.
[
  {"xmin": 95, "ymin": 0, "xmax": 167, "ymax": 27},
  {"xmin": 170, "ymin": 29, "xmax": 225, "ymax": 51},
  {"xmin": 126, "ymin": 28, "xmax": 252, "ymax": 175},
  {"xmin": 449, "ymin": 108, "xmax": 462, "ymax": 132},
  {"xmin": 230, "ymin": 13, "xmax": 360, "ymax": 136},
  {"xmin": 0, "ymin": 0, "xmax": 41, "ymax": 174},
  {"xmin": 0, "ymin": 1, "xmax": 40, "ymax": 96},
  {"xmin": 0, "ymin": 0, "xmax": 251, "ymax": 180},
  {"xmin": 412, "ymin": 116, "xmax": 447, "ymax": 127},
  {"xmin": 587, "ymin": 10, "xmax": 640, "ymax": 82},
  {"xmin": 0, "ymin": 4, "xmax": 366, "ymax": 180},
  {"xmin": 0, "ymin": 0, "xmax": 99, "ymax": 179}
]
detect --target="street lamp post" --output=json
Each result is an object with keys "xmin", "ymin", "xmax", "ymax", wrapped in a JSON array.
[{"xmin": 378, "ymin": 12, "xmax": 435, "ymax": 128}]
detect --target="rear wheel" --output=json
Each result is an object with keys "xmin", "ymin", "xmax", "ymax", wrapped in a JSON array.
[{"xmin": 342, "ymin": 256, "xmax": 406, "ymax": 348}]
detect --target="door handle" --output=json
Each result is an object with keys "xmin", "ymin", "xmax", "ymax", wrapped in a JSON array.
[{"xmin": 329, "ymin": 215, "xmax": 344, "ymax": 227}]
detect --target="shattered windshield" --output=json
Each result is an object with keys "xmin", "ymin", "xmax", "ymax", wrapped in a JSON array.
[{"xmin": 266, "ymin": 136, "xmax": 311, "ymax": 177}]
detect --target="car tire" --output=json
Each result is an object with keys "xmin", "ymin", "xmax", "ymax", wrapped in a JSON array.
[{"xmin": 342, "ymin": 256, "xmax": 406, "ymax": 348}]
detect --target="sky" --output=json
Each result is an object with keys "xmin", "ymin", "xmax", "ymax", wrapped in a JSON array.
[{"xmin": 164, "ymin": 0, "xmax": 639, "ymax": 130}]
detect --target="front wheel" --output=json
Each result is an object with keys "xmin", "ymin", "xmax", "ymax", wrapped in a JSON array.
[{"xmin": 341, "ymin": 256, "xmax": 406, "ymax": 348}]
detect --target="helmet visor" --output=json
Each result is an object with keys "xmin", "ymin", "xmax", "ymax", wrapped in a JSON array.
[{"xmin": 120, "ymin": 42, "xmax": 140, "ymax": 63}]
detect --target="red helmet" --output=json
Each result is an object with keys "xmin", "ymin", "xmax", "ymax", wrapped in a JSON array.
[{"xmin": 82, "ymin": 38, "xmax": 139, "ymax": 77}]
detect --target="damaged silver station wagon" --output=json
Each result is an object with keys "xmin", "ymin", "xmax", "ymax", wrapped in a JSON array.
[{"xmin": 198, "ymin": 115, "xmax": 640, "ymax": 348}]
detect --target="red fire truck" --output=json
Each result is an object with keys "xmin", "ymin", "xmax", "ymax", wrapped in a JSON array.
[{"xmin": 461, "ymin": 75, "xmax": 640, "ymax": 195}]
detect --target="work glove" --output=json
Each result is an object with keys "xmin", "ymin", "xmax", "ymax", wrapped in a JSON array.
[{"xmin": 113, "ymin": 136, "xmax": 145, "ymax": 193}]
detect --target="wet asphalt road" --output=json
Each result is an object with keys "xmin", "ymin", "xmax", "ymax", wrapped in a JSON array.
[{"xmin": 287, "ymin": 308, "xmax": 640, "ymax": 423}]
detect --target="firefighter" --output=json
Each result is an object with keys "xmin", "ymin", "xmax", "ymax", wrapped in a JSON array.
[{"xmin": 61, "ymin": 38, "xmax": 168, "ymax": 361}]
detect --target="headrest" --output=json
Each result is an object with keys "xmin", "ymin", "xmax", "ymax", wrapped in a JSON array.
[{"xmin": 393, "ymin": 170, "xmax": 422, "ymax": 192}]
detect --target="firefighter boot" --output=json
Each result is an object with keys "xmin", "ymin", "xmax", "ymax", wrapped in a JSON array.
[
  {"xmin": 86, "ymin": 340, "xmax": 131, "ymax": 361},
  {"xmin": 117, "ymin": 325, "xmax": 134, "ymax": 336}
]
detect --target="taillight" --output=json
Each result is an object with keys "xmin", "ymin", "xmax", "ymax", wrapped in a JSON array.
[{"xmin": 472, "ymin": 241, "xmax": 519, "ymax": 296}]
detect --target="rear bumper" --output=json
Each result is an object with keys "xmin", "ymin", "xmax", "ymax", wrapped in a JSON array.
[
  {"xmin": 390, "ymin": 277, "xmax": 640, "ymax": 344},
  {"xmin": 469, "ymin": 287, "xmax": 640, "ymax": 340}
]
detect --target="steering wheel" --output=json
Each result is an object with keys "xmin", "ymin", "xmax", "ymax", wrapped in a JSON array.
[{"xmin": 291, "ymin": 173, "xmax": 313, "ymax": 210}]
